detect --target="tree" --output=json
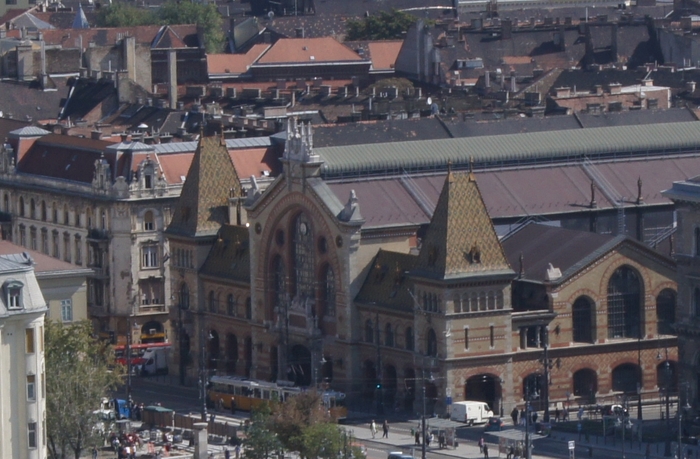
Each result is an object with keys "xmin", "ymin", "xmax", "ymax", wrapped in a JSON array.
[
  {"xmin": 45, "ymin": 321, "xmax": 124, "ymax": 459},
  {"xmin": 270, "ymin": 391, "xmax": 332, "ymax": 454},
  {"xmin": 243, "ymin": 405, "xmax": 282, "ymax": 459},
  {"xmin": 159, "ymin": 1, "xmax": 225, "ymax": 53},
  {"xmin": 301, "ymin": 423, "xmax": 345, "ymax": 459},
  {"xmin": 96, "ymin": 3, "xmax": 157, "ymax": 27},
  {"xmin": 346, "ymin": 9, "xmax": 420, "ymax": 41}
]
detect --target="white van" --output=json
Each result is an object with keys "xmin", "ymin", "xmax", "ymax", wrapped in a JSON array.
[
  {"xmin": 141, "ymin": 347, "xmax": 169, "ymax": 376},
  {"xmin": 450, "ymin": 401, "xmax": 494, "ymax": 425}
]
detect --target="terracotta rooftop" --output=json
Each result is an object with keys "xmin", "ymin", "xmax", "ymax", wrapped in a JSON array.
[
  {"xmin": 367, "ymin": 41, "xmax": 403, "ymax": 71},
  {"xmin": 256, "ymin": 37, "xmax": 365, "ymax": 65},
  {"xmin": 207, "ymin": 44, "xmax": 271, "ymax": 75},
  {"xmin": 0, "ymin": 240, "xmax": 91, "ymax": 276}
]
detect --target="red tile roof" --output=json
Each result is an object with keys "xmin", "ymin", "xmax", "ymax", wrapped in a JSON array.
[
  {"xmin": 0, "ymin": 240, "xmax": 89, "ymax": 274},
  {"xmin": 40, "ymin": 24, "xmax": 198, "ymax": 48},
  {"xmin": 207, "ymin": 44, "xmax": 270, "ymax": 75},
  {"xmin": 367, "ymin": 41, "xmax": 403, "ymax": 71},
  {"xmin": 256, "ymin": 37, "xmax": 364, "ymax": 65}
]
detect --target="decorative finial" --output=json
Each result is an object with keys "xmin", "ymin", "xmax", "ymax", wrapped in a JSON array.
[
  {"xmin": 636, "ymin": 176, "xmax": 644, "ymax": 205},
  {"xmin": 590, "ymin": 181, "xmax": 597, "ymax": 209},
  {"xmin": 469, "ymin": 156, "xmax": 474, "ymax": 173},
  {"xmin": 519, "ymin": 252, "xmax": 524, "ymax": 278}
]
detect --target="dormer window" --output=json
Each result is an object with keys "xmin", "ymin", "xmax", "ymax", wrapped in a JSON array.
[
  {"xmin": 144, "ymin": 174, "xmax": 153, "ymax": 189},
  {"xmin": 4, "ymin": 280, "xmax": 23, "ymax": 309}
]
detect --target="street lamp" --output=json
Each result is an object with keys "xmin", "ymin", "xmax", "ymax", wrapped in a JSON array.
[
  {"xmin": 200, "ymin": 327, "xmax": 213, "ymax": 422},
  {"xmin": 660, "ymin": 348, "xmax": 672, "ymax": 457},
  {"xmin": 637, "ymin": 333, "xmax": 643, "ymax": 420}
]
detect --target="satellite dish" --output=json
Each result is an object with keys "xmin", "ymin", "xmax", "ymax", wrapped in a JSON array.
[
  {"xmin": 427, "ymin": 97, "xmax": 433, "ymax": 106},
  {"xmin": 267, "ymin": 11, "xmax": 274, "ymax": 20}
]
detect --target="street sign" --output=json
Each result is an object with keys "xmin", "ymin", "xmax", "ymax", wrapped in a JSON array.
[
  {"xmin": 446, "ymin": 397, "xmax": 452, "ymax": 405},
  {"xmin": 568, "ymin": 441, "xmax": 575, "ymax": 451}
]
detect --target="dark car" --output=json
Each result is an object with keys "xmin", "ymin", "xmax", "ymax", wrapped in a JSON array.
[
  {"xmin": 484, "ymin": 417, "xmax": 504, "ymax": 432},
  {"xmin": 601, "ymin": 405, "xmax": 627, "ymax": 417}
]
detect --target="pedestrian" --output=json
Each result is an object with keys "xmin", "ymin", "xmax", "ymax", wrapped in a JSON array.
[
  {"xmin": 370, "ymin": 419, "xmax": 377, "ymax": 438},
  {"xmin": 578, "ymin": 406, "xmax": 584, "ymax": 421},
  {"xmin": 532, "ymin": 411, "xmax": 538, "ymax": 424},
  {"xmin": 555, "ymin": 407, "xmax": 560, "ymax": 422},
  {"xmin": 428, "ymin": 432, "xmax": 434, "ymax": 447},
  {"xmin": 231, "ymin": 397, "xmax": 237, "ymax": 415},
  {"xmin": 414, "ymin": 429, "xmax": 420, "ymax": 445},
  {"xmin": 224, "ymin": 447, "xmax": 231, "ymax": 459},
  {"xmin": 210, "ymin": 412, "xmax": 216, "ymax": 424},
  {"xmin": 511, "ymin": 407, "xmax": 519, "ymax": 426},
  {"xmin": 438, "ymin": 431, "xmax": 445, "ymax": 449},
  {"xmin": 520, "ymin": 409, "xmax": 526, "ymax": 426},
  {"xmin": 92, "ymin": 446, "xmax": 98, "ymax": 459},
  {"xmin": 382, "ymin": 420, "xmax": 389, "ymax": 438},
  {"xmin": 478, "ymin": 437, "xmax": 484, "ymax": 453},
  {"xmin": 483, "ymin": 443, "xmax": 489, "ymax": 459},
  {"xmin": 235, "ymin": 443, "xmax": 241, "ymax": 459}
]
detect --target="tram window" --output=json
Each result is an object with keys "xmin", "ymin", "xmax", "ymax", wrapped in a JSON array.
[
  {"xmin": 263, "ymin": 390, "xmax": 270, "ymax": 400},
  {"xmin": 271, "ymin": 390, "xmax": 280, "ymax": 401},
  {"xmin": 254, "ymin": 388, "xmax": 262, "ymax": 398}
]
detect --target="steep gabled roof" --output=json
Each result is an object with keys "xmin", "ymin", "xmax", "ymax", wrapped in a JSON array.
[
  {"xmin": 355, "ymin": 249, "xmax": 417, "ymax": 311},
  {"xmin": 72, "ymin": 3, "xmax": 89, "ymax": 29},
  {"xmin": 166, "ymin": 134, "xmax": 243, "ymax": 238},
  {"xmin": 415, "ymin": 170, "xmax": 513, "ymax": 280},
  {"xmin": 152, "ymin": 25, "xmax": 186, "ymax": 49},
  {"xmin": 255, "ymin": 37, "xmax": 366, "ymax": 65}
]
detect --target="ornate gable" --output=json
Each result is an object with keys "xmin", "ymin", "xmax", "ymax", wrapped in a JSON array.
[{"xmin": 416, "ymin": 170, "xmax": 512, "ymax": 280}]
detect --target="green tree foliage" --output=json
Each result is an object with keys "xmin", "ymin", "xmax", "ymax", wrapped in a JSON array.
[
  {"xmin": 346, "ymin": 9, "xmax": 420, "ymax": 41},
  {"xmin": 95, "ymin": 1, "xmax": 225, "ymax": 53},
  {"xmin": 243, "ymin": 405, "xmax": 282, "ymax": 459},
  {"xmin": 270, "ymin": 391, "xmax": 332, "ymax": 454},
  {"xmin": 96, "ymin": 3, "xmax": 157, "ymax": 27},
  {"xmin": 301, "ymin": 423, "xmax": 346, "ymax": 459},
  {"xmin": 159, "ymin": 1, "xmax": 225, "ymax": 53},
  {"xmin": 45, "ymin": 321, "xmax": 124, "ymax": 459}
]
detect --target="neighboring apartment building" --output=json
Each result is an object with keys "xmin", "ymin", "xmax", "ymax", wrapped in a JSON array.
[
  {"xmin": 0, "ymin": 240, "xmax": 92, "ymax": 323},
  {"xmin": 662, "ymin": 177, "xmax": 700, "ymax": 409},
  {"xmin": 168, "ymin": 121, "xmax": 678, "ymax": 417},
  {"xmin": 0, "ymin": 251, "xmax": 47, "ymax": 459}
]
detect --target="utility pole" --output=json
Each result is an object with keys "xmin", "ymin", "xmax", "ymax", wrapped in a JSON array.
[
  {"xmin": 200, "ymin": 324, "xmax": 208, "ymax": 422},
  {"xmin": 525, "ymin": 384, "xmax": 531, "ymax": 459},
  {"xmin": 422, "ymin": 381, "xmax": 427, "ymax": 459},
  {"xmin": 126, "ymin": 316, "xmax": 132, "ymax": 406}
]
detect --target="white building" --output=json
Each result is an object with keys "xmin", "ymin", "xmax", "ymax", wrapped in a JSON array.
[{"xmin": 0, "ymin": 253, "xmax": 47, "ymax": 459}]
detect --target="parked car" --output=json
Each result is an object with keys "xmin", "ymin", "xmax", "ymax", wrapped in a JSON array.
[
  {"xmin": 601, "ymin": 405, "xmax": 627, "ymax": 417},
  {"xmin": 484, "ymin": 417, "xmax": 504, "ymax": 432},
  {"xmin": 388, "ymin": 451, "xmax": 414, "ymax": 459}
]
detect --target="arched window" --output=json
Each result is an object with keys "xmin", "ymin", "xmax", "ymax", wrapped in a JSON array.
[
  {"xmin": 40, "ymin": 201, "xmax": 46, "ymax": 221},
  {"xmin": 86, "ymin": 208, "xmax": 93, "ymax": 228},
  {"xmin": 245, "ymin": 297, "xmax": 252, "ymax": 319},
  {"xmin": 63, "ymin": 205, "xmax": 69, "ymax": 225},
  {"xmin": 179, "ymin": 283, "xmax": 190, "ymax": 309},
  {"xmin": 101, "ymin": 211, "xmax": 107, "ymax": 229},
  {"xmin": 227, "ymin": 294, "xmax": 236, "ymax": 316},
  {"xmin": 208, "ymin": 291, "xmax": 217, "ymax": 313},
  {"xmin": 523, "ymin": 373, "xmax": 544, "ymax": 401},
  {"xmin": 2, "ymin": 194, "xmax": 8, "ymax": 212},
  {"xmin": 607, "ymin": 266, "xmax": 642, "ymax": 339},
  {"xmin": 292, "ymin": 213, "xmax": 314, "ymax": 300},
  {"xmin": 572, "ymin": 296, "xmax": 595, "ymax": 343},
  {"xmin": 18, "ymin": 197, "xmax": 24, "ymax": 217},
  {"xmin": 143, "ymin": 211, "xmax": 155, "ymax": 231},
  {"xmin": 30, "ymin": 199, "xmax": 35, "ymax": 219},
  {"xmin": 405, "ymin": 327, "xmax": 414, "ymax": 351},
  {"xmin": 385, "ymin": 324, "xmax": 394, "ymax": 347},
  {"xmin": 426, "ymin": 329, "xmax": 437, "ymax": 357},
  {"xmin": 52, "ymin": 203, "xmax": 58, "ymax": 223},
  {"xmin": 656, "ymin": 289, "xmax": 676, "ymax": 335},
  {"xmin": 321, "ymin": 265, "xmax": 336, "ymax": 317},
  {"xmin": 573, "ymin": 369, "xmax": 598, "ymax": 398},
  {"xmin": 365, "ymin": 320, "xmax": 374, "ymax": 343},
  {"xmin": 273, "ymin": 256, "xmax": 286, "ymax": 310},
  {"xmin": 612, "ymin": 363, "xmax": 641, "ymax": 394}
]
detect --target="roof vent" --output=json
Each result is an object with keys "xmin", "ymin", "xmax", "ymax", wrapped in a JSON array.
[{"xmin": 545, "ymin": 263, "xmax": 562, "ymax": 281}]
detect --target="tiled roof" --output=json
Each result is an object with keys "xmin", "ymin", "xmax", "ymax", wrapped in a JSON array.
[
  {"xmin": 255, "ymin": 37, "xmax": 365, "ymax": 65},
  {"xmin": 199, "ymin": 224, "xmax": 250, "ymax": 283},
  {"xmin": 415, "ymin": 171, "xmax": 513, "ymax": 280},
  {"xmin": 10, "ymin": 126, "xmax": 50, "ymax": 137},
  {"xmin": 71, "ymin": 3, "xmax": 89, "ymax": 29},
  {"xmin": 355, "ymin": 249, "xmax": 417, "ymax": 311},
  {"xmin": 152, "ymin": 26, "xmax": 187, "ymax": 49},
  {"xmin": 0, "ymin": 240, "xmax": 92, "ymax": 276},
  {"xmin": 0, "ymin": 79, "xmax": 70, "ymax": 123},
  {"xmin": 312, "ymin": 118, "xmax": 452, "ymax": 148},
  {"xmin": 207, "ymin": 44, "xmax": 270, "ymax": 76},
  {"xmin": 40, "ymin": 24, "xmax": 199, "ymax": 49},
  {"xmin": 367, "ymin": 41, "xmax": 403, "ymax": 71},
  {"xmin": 166, "ymin": 135, "xmax": 243, "ymax": 238}
]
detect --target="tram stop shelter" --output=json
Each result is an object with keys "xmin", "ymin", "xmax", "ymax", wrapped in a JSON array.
[{"xmin": 423, "ymin": 418, "xmax": 469, "ymax": 449}]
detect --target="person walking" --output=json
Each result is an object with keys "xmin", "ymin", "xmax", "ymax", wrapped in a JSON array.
[
  {"xmin": 224, "ymin": 447, "xmax": 230, "ymax": 459},
  {"xmin": 92, "ymin": 446, "xmax": 98, "ymax": 459},
  {"xmin": 555, "ymin": 407, "xmax": 560, "ymax": 422},
  {"xmin": 483, "ymin": 443, "xmax": 489, "ymax": 458},
  {"xmin": 520, "ymin": 409, "xmax": 526, "ymax": 426},
  {"xmin": 370, "ymin": 420, "xmax": 377, "ymax": 438},
  {"xmin": 382, "ymin": 420, "xmax": 389, "ymax": 438},
  {"xmin": 478, "ymin": 437, "xmax": 485, "ymax": 453},
  {"xmin": 511, "ymin": 407, "xmax": 519, "ymax": 426},
  {"xmin": 414, "ymin": 428, "xmax": 421, "ymax": 445}
]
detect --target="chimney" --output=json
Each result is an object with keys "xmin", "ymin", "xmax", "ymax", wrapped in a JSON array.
[
  {"xmin": 485, "ymin": 71, "xmax": 490, "ymax": 88},
  {"xmin": 167, "ymin": 49, "xmax": 177, "ymax": 110},
  {"xmin": 555, "ymin": 86, "xmax": 571, "ymax": 98},
  {"xmin": 123, "ymin": 36, "xmax": 136, "ymax": 82},
  {"xmin": 595, "ymin": 84, "xmax": 603, "ymax": 95},
  {"xmin": 609, "ymin": 83, "xmax": 622, "ymax": 94},
  {"xmin": 643, "ymin": 78, "xmax": 654, "ymax": 87},
  {"xmin": 91, "ymin": 130, "xmax": 102, "ymax": 140}
]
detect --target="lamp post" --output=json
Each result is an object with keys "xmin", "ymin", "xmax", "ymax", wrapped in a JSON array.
[
  {"xmin": 637, "ymin": 333, "xmax": 643, "ymax": 420},
  {"xmin": 375, "ymin": 312, "xmax": 383, "ymax": 415},
  {"xmin": 662, "ymin": 348, "xmax": 671, "ymax": 457},
  {"xmin": 525, "ymin": 384, "xmax": 532, "ymax": 459},
  {"xmin": 178, "ymin": 295, "xmax": 188, "ymax": 386},
  {"xmin": 126, "ymin": 316, "xmax": 133, "ymax": 406},
  {"xmin": 199, "ymin": 325, "xmax": 210, "ymax": 422}
]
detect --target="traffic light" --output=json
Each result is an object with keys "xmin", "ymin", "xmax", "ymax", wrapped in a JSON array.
[{"xmin": 376, "ymin": 383, "xmax": 382, "ymax": 390}]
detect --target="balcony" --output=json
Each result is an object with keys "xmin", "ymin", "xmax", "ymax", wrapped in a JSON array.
[
  {"xmin": 138, "ymin": 300, "xmax": 167, "ymax": 314},
  {"xmin": 87, "ymin": 228, "xmax": 110, "ymax": 241}
]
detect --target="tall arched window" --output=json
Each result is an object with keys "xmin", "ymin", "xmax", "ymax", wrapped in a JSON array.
[
  {"xmin": 292, "ymin": 213, "xmax": 314, "ymax": 300},
  {"xmin": 63, "ymin": 205, "xmax": 69, "ymax": 225},
  {"xmin": 208, "ymin": 291, "xmax": 217, "ymax": 313},
  {"xmin": 365, "ymin": 320, "xmax": 374, "ymax": 343},
  {"xmin": 405, "ymin": 327, "xmax": 414, "ymax": 351},
  {"xmin": 227, "ymin": 294, "xmax": 236, "ymax": 316},
  {"xmin": 3, "ymin": 194, "xmax": 8, "ymax": 212},
  {"xmin": 572, "ymin": 296, "xmax": 595, "ymax": 343},
  {"xmin": 573, "ymin": 369, "xmax": 598, "ymax": 398},
  {"xmin": 273, "ymin": 256, "xmax": 286, "ymax": 310},
  {"xmin": 656, "ymin": 289, "xmax": 676, "ymax": 335},
  {"xmin": 426, "ymin": 329, "xmax": 437, "ymax": 357},
  {"xmin": 179, "ymin": 283, "xmax": 190, "ymax": 309},
  {"xmin": 40, "ymin": 201, "xmax": 46, "ymax": 221},
  {"xmin": 30, "ymin": 199, "xmax": 35, "ymax": 219},
  {"xmin": 18, "ymin": 197, "xmax": 24, "ymax": 217},
  {"xmin": 321, "ymin": 265, "xmax": 336, "ymax": 317},
  {"xmin": 143, "ymin": 211, "xmax": 155, "ymax": 231},
  {"xmin": 607, "ymin": 266, "xmax": 642, "ymax": 339},
  {"xmin": 385, "ymin": 324, "xmax": 394, "ymax": 347}
]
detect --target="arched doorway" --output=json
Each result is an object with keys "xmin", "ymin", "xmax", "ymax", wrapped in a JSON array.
[
  {"xmin": 607, "ymin": 266, "xmax": 643, "ymax": 339},
  {"xmin": 523, "ymin": 373, "xmax": 545, "ymax": 411},
  {"xmin": 288, "ymin": 344, "xmax": 311, "ymax": 386},
  {"xmin": 141, "ymin": 320, "xmax": 164, "ymax": 344},
  {"xmin": 225, "ymin": 333, "xmax": 238, "ymax": 375},
  {"xmin": 383, "ymin": 365, "xmax": 398, "ymax": 408},
  {"xmin": 404, "ymin": 368, "xmax": 416, "ymax": 411},
  {"xmin": 466, "ymin": 374, "xmax": 501, "ymax": 414},
  {"xmin": 612, "ymin": 363, "xmax": 641, "ymax": 394},
  {"xmin": 573, "ymin": 369, "xmax": 598, "ymax": 403},
  {"xmin": 363, "ymin": 360, "xmax": 377, "ymax": 399},
  {"xmin": 657, "ymin": 361, "xmax": 678, "ymax": 393},
  {"xmin": 208, "ymin": 330, "xmax": 220, "ymax": 371}
]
